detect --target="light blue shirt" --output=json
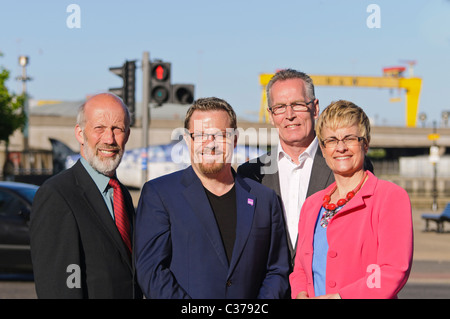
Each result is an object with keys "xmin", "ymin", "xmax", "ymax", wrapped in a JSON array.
[
  {"xmin": 312, "ymin": 205, "xmax": 344, "ymax": 296},
  {"xmin": 312, "ymin": 206, "xmax": 328, "ymax": 296},
  {"xmin": 80, "ymin": 157, "xmax": 115, "ymax": 220}
]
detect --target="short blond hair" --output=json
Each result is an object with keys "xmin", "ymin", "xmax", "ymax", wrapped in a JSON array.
[{"xmin": 316, "ymin": 100, "xmax": 371, "ymax": 145}]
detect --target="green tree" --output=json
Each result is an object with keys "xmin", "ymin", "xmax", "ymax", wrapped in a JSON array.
[
  {"xmin": 0, "ymin": 67, "xmax": 26, "ymax": 145},
  {"xmin": 0, "ymin": 60, "xmax": 26, "ymax": 179}
]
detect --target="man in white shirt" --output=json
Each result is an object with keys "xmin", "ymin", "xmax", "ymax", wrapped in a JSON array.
[
  {"xmin": 238, "ymin": 69, "xmax": 334, "ymax": 267},
  {"xmin": 278, "ymin": 137, "xmax": 318, "ymax": 248}
]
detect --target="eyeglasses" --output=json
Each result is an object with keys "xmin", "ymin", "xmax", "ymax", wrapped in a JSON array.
[
  {"xmin": 321, "ymin": 135, "xmax": 365, "ymax": 148},
  {"xmin": 189, "ymin": 131, "xmax": 234, "ymax": 142},
  {"xmin": 269, "ymin": 100, "xmax": 314, "ymax": 115}
]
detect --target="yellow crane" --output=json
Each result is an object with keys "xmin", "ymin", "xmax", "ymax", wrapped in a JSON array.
[{"xmin": 259, "ymin": 67, "xmax": 422, "ymax": 127}]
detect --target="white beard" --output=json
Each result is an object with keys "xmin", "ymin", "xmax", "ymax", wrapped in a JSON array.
[{"xmin": 82, "ymin": 133, "xmax": 123, "ymax": 176}]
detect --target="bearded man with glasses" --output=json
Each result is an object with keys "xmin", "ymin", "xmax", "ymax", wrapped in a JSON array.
[{"xmin": 135, "ymin": 97, "xmax": 290, "ymax": 299}]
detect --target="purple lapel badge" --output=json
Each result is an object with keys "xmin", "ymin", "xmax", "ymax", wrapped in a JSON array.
[{"xmin": 247, "ymin": 198, "xmax": 254, "ymax": 206}]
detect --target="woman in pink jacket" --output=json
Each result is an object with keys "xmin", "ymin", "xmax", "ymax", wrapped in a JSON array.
[{"xmin": 289, "ymin": 100, "xmax": 413, "ymax": 299}]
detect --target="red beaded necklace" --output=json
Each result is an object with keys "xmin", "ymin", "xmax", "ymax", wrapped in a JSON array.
[{"xmin": 320, "ymin": 171, "xmax": 368, "ymax": 228}]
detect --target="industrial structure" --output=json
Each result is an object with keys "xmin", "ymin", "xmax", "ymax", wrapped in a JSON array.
[{"xmin": 258, "ymin": 66, "xmax": 422, "ymax": 127}]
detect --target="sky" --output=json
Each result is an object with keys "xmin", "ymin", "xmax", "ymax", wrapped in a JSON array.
[{"xmin": 1, "ymin": 0, "xmax": 450, "ymax": 127}]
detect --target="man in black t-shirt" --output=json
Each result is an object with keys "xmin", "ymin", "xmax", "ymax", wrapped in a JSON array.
[
  {"xmin": 204, "ymin": 185, "xmax": 236, "ymax": 263},
  {"xmin": 135, "ymin": 97, "xmax": 290, "ymax": 299}
]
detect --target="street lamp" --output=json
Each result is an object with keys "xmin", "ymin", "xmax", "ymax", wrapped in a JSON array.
[
  {"xmin": 428, "ymin": 121, "xmax": 440, "ymax": 212},
  {"xmin": 419, "ymin": 112, "xmax": 427, "ymax": 127},
  {"xmin": 441, "ymin": 111, "xmax": 449, "ymax": 128},
  {"xmin": 18, "ymin": 55, "xmax": 28, "ymax": 66},
  {"xmin": 16, "ymin": 55, "xmax": 32, "ymax": 151}
]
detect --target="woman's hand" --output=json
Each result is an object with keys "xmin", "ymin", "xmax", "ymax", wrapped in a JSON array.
[
  {"xmin": 313, "ymin": 293, "xmax": 341, "ymax": 299},
  {"xmin": 295, "ymin": 291, "xmax": 309, "ymax": 299},
  {"xmin": 295, "ymin": 291, "xmax": 341, "ymax": 299}
]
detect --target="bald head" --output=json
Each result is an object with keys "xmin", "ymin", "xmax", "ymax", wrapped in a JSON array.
[
  {"xmin": 75, "ymin": 92, "xmax": 131, "ymax": 176},
  {"xmin": 77, "ymin": 93, "xmax": 131, "ymax": 130}
]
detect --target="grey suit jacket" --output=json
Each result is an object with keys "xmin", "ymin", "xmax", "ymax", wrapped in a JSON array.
[{"xmin": 237, "ymin": 148, "xmax": 335, "ymax": 267}]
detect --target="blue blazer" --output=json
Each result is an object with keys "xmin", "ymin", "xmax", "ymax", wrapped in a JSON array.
[{"xmin": 135, "ymin": 166, "xmax": 290, "ymax": 299}]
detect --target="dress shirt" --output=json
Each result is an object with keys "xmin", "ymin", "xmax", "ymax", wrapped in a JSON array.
[
  {"xmin": 80, "ymin": 157, "xmax": 115, "ymax": 219},
  {"xmin": 312, "ymin": 207, "xmax": 327, "ymax": 296},
  {"xmin": 312, "ymin": 205, "xmax": 344, "ymax": 296},
  {"xmin": 277, "ymin": 137, "xmax": 318, "ymax": 247}
]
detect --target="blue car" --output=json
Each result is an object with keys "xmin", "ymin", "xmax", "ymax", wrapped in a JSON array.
[{"xmin": 0, "ymin": 181, "xmax": 38, "ymax": 272}]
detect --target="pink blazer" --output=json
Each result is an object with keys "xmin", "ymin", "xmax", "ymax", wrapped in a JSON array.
[{"xmin": 289, "ymin": 171, "xmax": 413, "ymax": 299}]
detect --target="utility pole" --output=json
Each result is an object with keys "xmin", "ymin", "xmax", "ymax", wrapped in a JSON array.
[
  {"xmin": 141, "ymin": 52, "xmax": 150, "ymax": 186},
  {"xmin": 428, "ymin": 121, "xmax": 440, "ymax": 212},
  {"xmin": 16, "ymin": 56, "xmax": 32, "ymax": 151}
]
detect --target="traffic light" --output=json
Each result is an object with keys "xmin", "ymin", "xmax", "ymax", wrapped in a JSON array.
[
  {"xmin": 109, "ymin": 60, "xmax": 136, "ymax": 126},
  {"xmin": 172, "ymin": 84, "xmax": 194, "ymax": 104},
  {"xmin": 150, "ymin": 62, "xmax": 171, "ymax": 105}
]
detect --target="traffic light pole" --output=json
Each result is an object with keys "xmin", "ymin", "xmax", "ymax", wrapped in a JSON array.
[{"xmin": 141, "ymin": 51, "xmax": 150, "ymax": 187}]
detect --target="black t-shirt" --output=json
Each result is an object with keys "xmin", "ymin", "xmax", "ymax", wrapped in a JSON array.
[{"xmin": 204, "ymin": 185, "xmax": 237, "ymax": 264}]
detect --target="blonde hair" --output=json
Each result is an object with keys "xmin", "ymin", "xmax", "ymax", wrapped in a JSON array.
[{"xmin": 316, "ymin": 100, "xmax": 371, "ymax": 145}]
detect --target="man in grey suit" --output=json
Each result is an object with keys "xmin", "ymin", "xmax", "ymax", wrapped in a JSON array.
[{"xmin": 238, "ymin": 69, "xmax": 334, "ymax": 268}]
